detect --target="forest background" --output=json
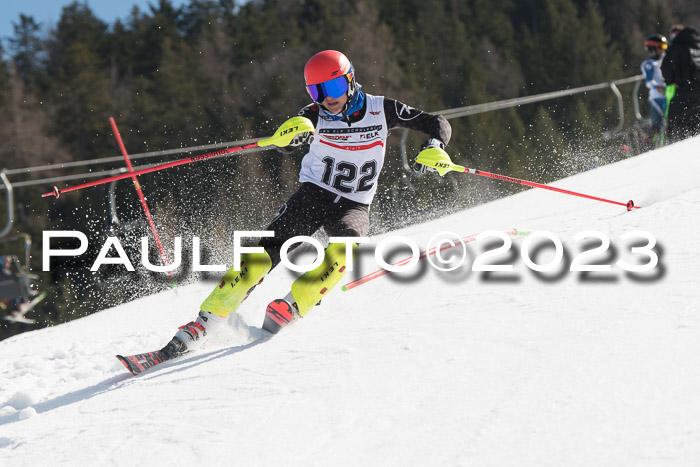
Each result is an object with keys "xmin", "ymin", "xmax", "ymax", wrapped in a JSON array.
[{"xmin": 1, "ymin": 0, "xmax": 698, "ymax": 340}]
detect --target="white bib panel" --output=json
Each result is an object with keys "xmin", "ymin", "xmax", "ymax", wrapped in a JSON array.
[{"xmin": 299, "ymin": 94, "xmax": 388, "ymax": 204}]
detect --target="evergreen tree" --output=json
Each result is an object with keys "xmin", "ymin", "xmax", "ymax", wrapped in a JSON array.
[
  {"xmin": 44, "ymin": 2, "xmax": 113, "ymax": 157},
  {"xmin": 0, "ymin": 45, "xmax": 9, "ymax": 110},
  {"xmin": 8, "ymin": 15, "xmax": 44, "ymax": 88}
]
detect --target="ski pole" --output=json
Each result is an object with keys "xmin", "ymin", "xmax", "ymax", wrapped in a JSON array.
[
  {"xmin": 416, "ymin": 148, "xmax": 640, "ymax": 211},
  {"xmin": 342, "ymin": 228, "xmax": 531, "ymax": 291},
  {"xmin": 42, "ymin": 117, "xmax": 315, "ymax": 198},
  {"xmin": 109, "ymin": 117, "xmax": 178, "ymax": 292},
  {"xmin": 659, "ymin": 84, "xmax": 676, "ymax": 147}
]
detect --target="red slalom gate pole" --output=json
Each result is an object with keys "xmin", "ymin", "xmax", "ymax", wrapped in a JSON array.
[
  {"xmin": 109, "ymin": 117, "xmax": 177, "ymax": 289},
  {"xmin": 342, "ymin": 228, "xmax": 528, "ymax": 292},
  {"xmin": 42, "ymin": 141, "xmax": 259, "ymax": 198},
  {"xmin": 462, "ymin": 167, "xmax": 639, "ymax": 211}
]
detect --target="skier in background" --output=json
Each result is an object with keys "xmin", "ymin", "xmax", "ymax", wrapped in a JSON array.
[
  {"xmin": 0, "ymin": 256, "xmax": 29, "ymax": 318},
  {"xmin": 640, "ymin": 34, "xmax": 667, "ymax": 150},
  {"xmin": 661, "ymin": 25, "xmax": 700, "ymax": 143},
  {"xmin": 160, "ymin": 50, "xmax": 452, "ymax": 358}
]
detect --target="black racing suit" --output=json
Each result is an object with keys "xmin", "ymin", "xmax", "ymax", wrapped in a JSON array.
[{"xmin": 259, "ymin": 95, "xmax": 452, "ymax": 268}]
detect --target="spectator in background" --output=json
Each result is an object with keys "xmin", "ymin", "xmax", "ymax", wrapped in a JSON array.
[
  {"xmin": 669, "ymin": 24, "xmax": 684, "ymax": 43},
  {"xmin": 0, "ymin": 256, "xmax": 26, "ymax": 316},
  {"xmin": 641, "ymin": 34, "xmax": 667, "ymax": 149},
  {"xmin": 661, "ymin": 25, "xmax": 700, "ymax": 143},
  {"xmin": 1, "ymin": 256, "xmax": 12, "ymax": 277}
]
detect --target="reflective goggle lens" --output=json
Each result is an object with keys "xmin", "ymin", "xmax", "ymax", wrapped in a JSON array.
[{"xmin": 306, "ymin": 75, "xmax": 349, "ymax": 103}]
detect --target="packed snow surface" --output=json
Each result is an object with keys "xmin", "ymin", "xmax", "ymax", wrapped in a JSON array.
[{"xmin": 2, "ymin": 136, "xmax": 700, "ymax": 466}]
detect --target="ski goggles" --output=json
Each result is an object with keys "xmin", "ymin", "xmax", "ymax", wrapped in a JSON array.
[
  {"xmin": 306, "ymin": 75, "xmax": 350, "ymax": 103},
  {"xmin": 644, "ymin": 40, "xmax": 667, "ymax": 51}
]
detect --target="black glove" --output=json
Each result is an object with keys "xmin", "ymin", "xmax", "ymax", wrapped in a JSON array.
[
  {"xmin": 412, "ymin": 138, "xmax": 445, "ymax": 174},
  {"xmin": 278, "ymin": 131, "xmax": 314, "ymax": 154},
  {"xmin": 288, "ymin": 131, "xmax": 314, "ymax": 147}
]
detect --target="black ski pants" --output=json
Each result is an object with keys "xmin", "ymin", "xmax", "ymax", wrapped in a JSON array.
[{"xmin": 259, "ymin": 182, "xmax": 370, "ymax": 269}]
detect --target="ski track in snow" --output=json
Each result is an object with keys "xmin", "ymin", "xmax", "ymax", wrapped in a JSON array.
[{"xmin": 2, "ymin": 136, "xmax": 700, "ymax": 466}]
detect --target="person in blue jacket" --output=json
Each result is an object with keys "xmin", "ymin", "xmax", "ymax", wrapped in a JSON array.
[{"xmin": 640, "ymin": 34, "xmax": 667, "ymax": 149}]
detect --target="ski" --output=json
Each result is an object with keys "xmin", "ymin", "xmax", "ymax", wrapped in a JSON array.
[
  {"xmin": 118, "ymin": 299, "xmax": 298, "ymax": 376},
  {"xmin": 4, "ymin": 314, "xmax": 36, "ymax": 324},
  {"xmin": 3, "ymin": 291, "xmax": 47, "ymax": 324},
  {"xmin": 116, "ymin": 349, "xmax": 174, "ymax": 376},
  {"xmin": 117, "ymin": 336, "xmax": 188, "ymax": 375}
]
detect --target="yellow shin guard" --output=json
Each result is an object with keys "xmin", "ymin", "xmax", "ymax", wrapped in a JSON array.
[
  {"xmin": 291, "ymin": 242, "xmax": 357, "ymax": 316},
  {"xmin": 200, "ymin": 251, "xmax": 272, "ymax": 318}
]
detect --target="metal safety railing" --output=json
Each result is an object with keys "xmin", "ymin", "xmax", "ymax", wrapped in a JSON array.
[
  {"xmin": 0, "ymin": 138, "xmax": 265, "ymax": 238},
  {"xmin": 398, "ymin": 75, "xmax": 644, "ymax": 171},
  {"xmin": 2, "ymin": 137, "xmax": 265, "ymax": 188},
  {"xmin": 1, "ymin": 170, "xmax": 15, "ymax": 239},
  {"xmin": 0, "ymin": 74, "xmax": 645, "ymax": 238}
]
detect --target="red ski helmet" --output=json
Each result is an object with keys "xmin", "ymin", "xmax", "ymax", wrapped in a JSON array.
[{"xmin": 304, "ymin": 50, "xmax": 357, "ymax": 104}]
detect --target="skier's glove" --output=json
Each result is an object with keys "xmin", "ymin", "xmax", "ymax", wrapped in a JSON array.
[
  {"xmin": 288, "ymin": 131, "xmax": 314, "ymax": 148},
  {"xmin": 278, "ymin": 131, "xmax": 314, "ymax": 154},
  {"xmin": 412, "ymin": 138, "xmax": 445, "ymax": 174}
]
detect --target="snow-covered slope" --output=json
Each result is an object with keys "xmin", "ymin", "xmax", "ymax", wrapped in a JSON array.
[{"xmin": 2, "ymin": 136, "xmax": 700, "ymax": 466}]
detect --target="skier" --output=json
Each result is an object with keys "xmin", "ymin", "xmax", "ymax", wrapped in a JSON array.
[
  {"xmin": 640, "ymin": 34, "xmax": 667, "ymax": 149},
  {"xmin": 661, "ymin": 26, "xmax": 700, "ymax": 143},
  {"xmin": 0, "ymin": 255, "xmax": 36, "ymax": 322},
  {"xmin": 161, "ymin": 50, "xmax": 452, "ymax": 358}
]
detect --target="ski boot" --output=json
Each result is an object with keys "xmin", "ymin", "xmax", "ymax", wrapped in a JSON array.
[
  {"xmin": 165, "ymin": 310, "xmax": 228, "ymax": 357},
  {"xmin": 262, "ymin": 242, "xmax": 356, "ymax": 334},
  {"xmin": 165, "ymin": 251, "xmax": 272, "ymax": 355},
  {"xmin": 263, "ymin": 292, "xmax": 300, "ymax": 334}
]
